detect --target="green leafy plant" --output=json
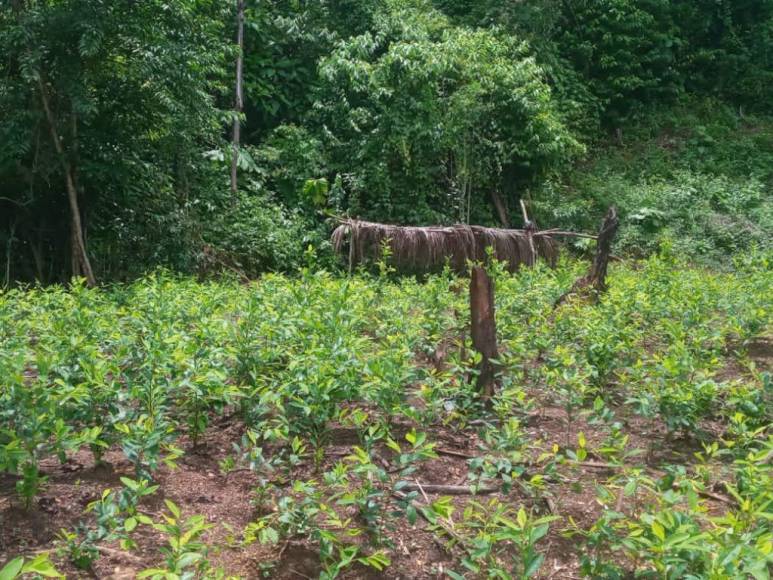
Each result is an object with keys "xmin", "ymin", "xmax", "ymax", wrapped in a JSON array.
[
  {"xmin": 138, "ymin": 500, "xmax": 214, "ymax": 580},
  {"xmin": 442, "ymin": 501, "xmax": 558, "ymax": 579},
  {"xmin": 0, "ymin": 554, "xmax": 62, "ymax": 580}
]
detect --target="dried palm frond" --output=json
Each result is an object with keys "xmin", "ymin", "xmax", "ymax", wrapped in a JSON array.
[{"xmin": 331, "ymin": 219, "xmax": 558, "ymax": 273}]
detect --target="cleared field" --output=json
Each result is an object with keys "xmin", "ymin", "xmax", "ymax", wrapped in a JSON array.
[{"xmin": 1, "ymin": 254, "xmax": 771, "ymax": 579}]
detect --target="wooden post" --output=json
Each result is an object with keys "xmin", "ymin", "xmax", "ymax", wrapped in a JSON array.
[
  {"xmin": 470, "ymin": 266, "xmax": 499, "ymax": 401},
  {"xmin": 520, "ymin": 199, "xmax": 537, "ymax": 266}
]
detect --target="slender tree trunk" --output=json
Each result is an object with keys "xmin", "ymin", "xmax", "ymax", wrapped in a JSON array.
[
  {"xmin": 70, "ymin": 227, "xmax": 82, "ymax": 277},
  {"xmin": 470, "ymin": 266, "xmax": 499, "ymax": 402},
  {"xmin": 230, "ymin": 0, "xmax": 245, "ymax": 194},
  {"xmin": 30, "ymin": 231, "xmax": 45, "ymax": 283},
  {"xmin": 490, "ymin": 190, "xmax": 510, "ymax": 228},
  {"xmin": 3, "ymin": 220, "xmax": 15, "ymax": 288},
  {"xmin": 37, "ymin": 76, "xmax": 96, "ymax": 286}
]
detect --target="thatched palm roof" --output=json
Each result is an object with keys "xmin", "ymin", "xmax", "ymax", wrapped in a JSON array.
[{"xmin": 332, "ymin": 219, "xmax": 558, "ymax": 273}]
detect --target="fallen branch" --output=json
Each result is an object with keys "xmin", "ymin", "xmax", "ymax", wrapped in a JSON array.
[
  {"xmin": 567, "ymin": 460, "xmax": 619, "ymax": 470},
  {"xmin": 435, "ymin": 447, "xmax": 477, "ymax": 459},
  {"xmin": 698, "ymin": 489, "xmax": 734, "ymax": 505},
  {"xmin": 534, "ymin": 230, "xmax": 598, "ymax": 240},
  {"xmin": 399, "ymin": 482, "xmax": 499, "ymax": 495},
  {"xmin": 467, "ymin": 418, "xmax": 501, "ymax": 426},
  {"xmin": 569, "ymin": 461, "xmax": 736, "ymax": 505},
  {"xmin": 224, "ymin": 467, "xmax": 255, "ymax": 479},
  {"xmin": 415, "ymin": 479, "xmax": 430, "ymax": 503}
]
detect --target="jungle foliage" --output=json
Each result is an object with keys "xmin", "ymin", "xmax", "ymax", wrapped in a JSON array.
[{"xmin": 1, "ymin": 0, "xmax": 771, "ymax": 283}]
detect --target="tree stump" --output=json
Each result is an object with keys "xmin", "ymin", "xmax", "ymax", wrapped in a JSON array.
[
  {"xmin": 586, "ymin": 206, "xmax": 619, "ymax": 293},
  {"xmin": 470, "ymin": 266, "xmax": 499, "ymax": 400},
  {"xmin": 556, "ymin": 206, "xmax": 619, "ymax": 306}
]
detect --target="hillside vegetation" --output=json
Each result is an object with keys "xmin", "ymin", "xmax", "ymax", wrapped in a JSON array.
[{"xmin": 1, "ymin": 0, "xmax": 771, "ymax": 282}]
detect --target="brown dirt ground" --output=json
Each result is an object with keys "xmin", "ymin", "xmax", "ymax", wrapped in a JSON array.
[{"xmin": 0, "ymin": 407, "xmax": 732, "ymax": 580}]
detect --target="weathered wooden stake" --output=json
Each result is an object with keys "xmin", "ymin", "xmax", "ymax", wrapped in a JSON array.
[{"xmin": 470, "ymin": 265, "xmax": 499, "ymax": 400}]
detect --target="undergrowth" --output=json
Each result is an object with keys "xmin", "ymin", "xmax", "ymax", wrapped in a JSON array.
[{"xmin": 534, "ymin": 100, "xmax": 773, "ymax": 264}]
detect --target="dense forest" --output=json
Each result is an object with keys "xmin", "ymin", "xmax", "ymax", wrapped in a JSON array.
[
  {"xmin": 1, "ymin": 0, "xmax": 771, "ymax": 284},
  {"xmin": 1, "ymin": 2, "xmax": 772, "ymax": 580}
]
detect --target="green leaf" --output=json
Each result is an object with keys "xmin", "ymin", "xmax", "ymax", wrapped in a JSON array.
[
  {"xmin": 430, "ymin": 496, "xmax": 455, "ymax": 519},
  {"xmin": 260, "ymin": 526, "xmax": 279, "ymax": 545},
  {"xmin": 175, "ymin": 552, "xmax": 202, "ymax": 569},
  {"xmin": 0, "ymin": 557, "xmax": 24, "ymax": 580},
  {"xmin": 406, "ymin": 504, "xmax": 417, "ymax": 525},
  {"xmin": 358, "ymin": 551, "xmax": 390, "ymax": 571},
  {"xmin": 120, "ymin": 477, "xmax": 139, "ymax": 491},
  {"xmin": 530, "ymin": 523, "xmax": 550, "ymax": 543},
  {"xmin": 137, "ymin": 568, "xmax": 168, "ymax": 578},
  {"xmin": 385, "ymin": 438, "xmax": 401, "ymax": 454},
  {"xmin": 651, "ymin": 521, "xmax": 665, "ymax": 542},
  {"xmin": 517, "ymin": 506, "xmax": 527, "ymax": 528},
  {"xmin": 21, "ymin": 554, "xmax": 62, "ymax": 578},
  {"xmin": 524, "ymin": 553, "xmax": 545, "ymax": 578},
  {"xmin": 164, "ymin": 499, "xmax": 181, "ymax": 519}
]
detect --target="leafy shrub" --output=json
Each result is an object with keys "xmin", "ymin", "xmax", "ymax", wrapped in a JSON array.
[
  {"xmin": 614, "ymin": 172, "xmax": 771, "ymax": 261},
  {"xmin": 314, "ymin": 3, "xmax": 581, "ymax": 225},
  {"xmin": 197, "ymin": 191, "xmax": 313, "ymax": 276}
]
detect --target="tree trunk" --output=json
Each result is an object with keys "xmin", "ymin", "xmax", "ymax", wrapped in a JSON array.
[
  {"xmin": 230, "ymin": 0, "xmax": 245, "ymax": 194},
  {"xmin": 470, "ymin": 266, "xmax": 499, "ymax": 401},
  {"xmin": 37, "ymin": 77, "xmax": 96, "ymax": 286},
  {"xmin": 30, "ymin": 231, "xmax": 46, "ymax": 283},
  {"xmin": 555, "ymin": 206, "xmax": 619, "ymax": 306},
  {"xmin": 586, "ymin": 206, "xmax": 619, "ymax": 293},
  {"xmin": 3, "ymin": 220, "xmax": 15, "ymax": 287},
  {"xmin": 490, "ymin": 190, "xmax": 510, "ymax": 228}
]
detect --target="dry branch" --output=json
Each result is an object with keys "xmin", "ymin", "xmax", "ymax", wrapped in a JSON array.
[
  {"xmin": 96, "ymin": 545, "xmax": 144, "ymax": 564},
  {"xmin": 399, "ymin": 482, "xmax": 499, "ymax": 495},
  {"xmin": 435, "ymin": 447, "xmax": 477, "ymax": 459},
  {"xmin": 534, "ymin": 229, "xmax": 598, "ymax": 239}
]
